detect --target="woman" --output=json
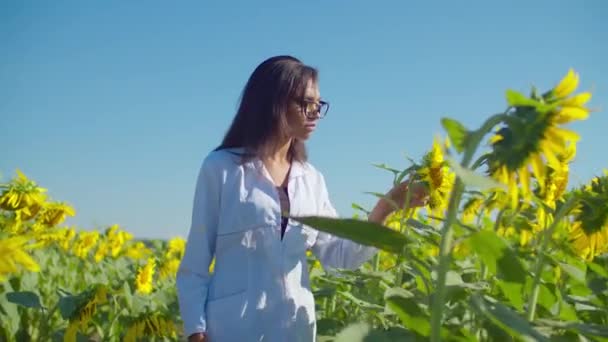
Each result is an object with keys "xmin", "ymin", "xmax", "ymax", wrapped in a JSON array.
[{"xmin": 176, "ymin": 55, "xmax": 427, "ymax": 342}]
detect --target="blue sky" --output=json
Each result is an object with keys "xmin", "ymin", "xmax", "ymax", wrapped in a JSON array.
[{"xmin": 1, "ymin": 1, "xmax": 606, "ymax": 239}]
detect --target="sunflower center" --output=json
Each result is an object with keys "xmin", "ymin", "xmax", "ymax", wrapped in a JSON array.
[
  {"xmin": 577, "ymin": 197, "xmax": 608, "ymax": 235},
  {"xmin": 490, "ymin": 108, "xmax": 551, "ymax": 172}
]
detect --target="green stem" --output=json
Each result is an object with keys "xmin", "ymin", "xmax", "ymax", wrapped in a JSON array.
[
  {"xmin": 400, "ymin": 175, "xmax": 415, "ymax": 235},
  {"xmin": 430, "ymin": 179, "xmax": 465, "ymax": 341},
  {"xmin": 38, "ymin": 303, "xmax": 58, "ymax": 340},
  {"xmin": 375, "ymin": 312, "xmax": 389, "ymax": 330},
  {"xmin": 481, "ymin": 264, "xmax": 488, "ymax": 281},
  {"xmin": 527, "ymin": 260, "xmax": 543, "ymax": 321},
  {"xmin": 411, "ymin": 257, "xmax": 433, "ymax": 305},
  {"xmin": 493, "ymin": 209, "xmax": 505, "ymax": 232},
  {"xmin": 107, "ymin": 294, "xmax": 123, "ymax": 340},
  {"xmin": 526, "ymin": 196, "xmax": 578, "ymax": 322},
  {"xmin": 430, "ymin": 113, "xmax": 506, "ymax": 342},
  {"xmin": 330, "ymin": 295, "xmax": 337, "ymax": 314},
  {"xmin": 394, "ymin": 179, "xmax": 415, "ymax": 285},
  {"xmin": 470, "ymin": 153, "xmax": 489, "ymax": 171},
  {"xmin": 393, "ymin": 254, "xmax": 405, "ymax": 286},
  {"xmin": 373, "ymin": 253, "xmax": 380, "ymax": 272}
]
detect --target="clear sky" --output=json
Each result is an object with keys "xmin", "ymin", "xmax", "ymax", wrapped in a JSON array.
[{"xmin": 1, "ymin": 1, "xmax": 606, "ymax": 239}]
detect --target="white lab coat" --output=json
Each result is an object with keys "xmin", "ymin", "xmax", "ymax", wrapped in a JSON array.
[{"xmin": 176, "ymin": 148, "xmax": 377, "ymax": 342}]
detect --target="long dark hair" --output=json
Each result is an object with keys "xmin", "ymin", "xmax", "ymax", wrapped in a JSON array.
[{"xmin": 215, "ymin": 55, "xmax": 318, "ymax": 163}]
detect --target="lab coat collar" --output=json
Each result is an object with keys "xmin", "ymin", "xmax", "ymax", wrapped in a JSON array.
[
  {"xmin": 224, "ymin": 147, "xmax": 307, "ymax": 180},
  {"xmin": 249, "ymin": 157, "xmax": 306, "ymax": 180}
]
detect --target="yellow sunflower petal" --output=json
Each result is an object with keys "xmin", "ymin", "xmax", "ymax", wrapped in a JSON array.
[
  {"xmin": 16, "ymin": 170, "xmax": 28, "ymax": 182},
  {"xmin": 548, "ymin": 127, "xmax": 581, "ymax": 144},
  {"xmin": 562, "ymin": 143, "xmax": 577, "ymax": 163},
  {"xmin": 489, "ymin": 134, "xmax": 504, "ymax": 145},
  {"xmin": 509, "ymin": 172, "xmax": 519, "ymax": 208},
  {"xmin": 554, "ymin": 106, "xmax": 590, "ymax": 124},
  {"xmin": 499, "ymin": 165, "xmax": 510, "ymax": 185},
  {"xmin": 554, "ymin": 69, "xmax": 579, "ymax": 98},
  {"xmin": 537, "ymin": 208, "xmax": 547, "ymax": 229},
  {"xmin": 540, "ymin": 142, "xmax": 562, "ymax": 168},
  {"xmin": 561, "ymin": 92, "xmax": 592, "ymax": 107},
  {"xmin": 531, "ymin": 154, "xmax": 546, "ymax": 192},
  {"xmin": 444, "ymin": 136, "xmax": 452, "ymax": 150},
  {"xmin": 14, "ymin": 250, "xmax": 40, "ymax": 272},
  {"xmin": 520, "ymin": 230, "xmax": 533, "ymax": 246},
  {"xmin": 519, "ymin": 165, "xmax": 531, "ymax": 200}
]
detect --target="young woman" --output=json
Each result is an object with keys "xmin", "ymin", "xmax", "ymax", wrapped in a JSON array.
[{"xmin": 176, "ymin": 55, "xmax": 427, "ymax": 342}]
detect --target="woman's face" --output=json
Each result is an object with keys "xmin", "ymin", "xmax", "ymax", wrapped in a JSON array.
[{"xmin": 285, "ymin": 80, "xmax": 327, "ymax": 141}]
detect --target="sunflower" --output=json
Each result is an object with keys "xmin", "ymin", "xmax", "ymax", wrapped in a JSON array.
[
  {"xmin": 123, "ymin": 314, "xmax": 178, "ymax": 342},
  {"xmin": 0, "ymin": 170, "xmax": 47, "ymax": 212},
  {"xmin": 64, "ymin": 285, "xmax": 108, "ymax": 342},
  {"xmin": 72, "ymin": 231, "xmax": 100, "ymax": 259},
  {"xmin": 523, "ymin": 142, "xmax": 578, "ymax": 237},
  {"xmin": 15, "ymin": 201, "xmax": 44, "ymax": 222},
  {"xmin": 377, "ymin": 250, "xmax": 397, "ymax": 270},
  {"xmin": 538, "ymin": 143, "xmax": 576, "ymax": 208},
  {"xmin": 417, "ymin": 138, "xmax": 455, "ymax": 216},
  {"xmin": 158, "ymin": 258, "xmax": 180, "ymax": 280},
  {"xmin": 568, "ymin": 171, "xmax": 608, "ymax": 261},
  {"xmin": 95, "ymin": 224, "xmax": 133, "ymax": 262},
  {"xmin": 36, "ymin": 201, "xmax": 75, "ymax": 227},
  {"xmin": 104, "ymin": 224, "xmax": 133, "ymax": 258},
  {"xmin": 29, "ymin": 226, "xmax": 77, "ymax": 250},
  {"xmin": 165, "ymin": 236, "xmax": 186, "ymax": 259},
  {"xmin": 461, "ymin": 197, "xmax": 485, "ymax": 225},
  {"xmin": 38, "ymin": 202, "xmax": 76, "ymax": 227},
  {"xmin": 135, "ymin": 257, "xmax": 156, "ymax": 294},
  {"xmin": 0, "ymin": 236, "xmax": 40, "ymax": 281},
  {"xmin": 29, "ymin": 228, "xmax": 69, "ymax": 249},
  {"xmin": 569, "ymin": 221, "xmax": 607, "ymax": 261},
  {"xmin": 488, "ymin": 69, "xmax": 591, "ymax": 208},
  {"xmin": 125, "ymin": 241, "xmax": 152, "ymax": 260},
  {"xmin": 383, "ymin": 209, "xmax": 406, "ymax": 231},
  {"xmin": 58, "ymin": 226, "xmax": 77, "ymax": 251},
  {"xmin": 94, "ymin": 240, "xmax": 110, "ymax": 263}
]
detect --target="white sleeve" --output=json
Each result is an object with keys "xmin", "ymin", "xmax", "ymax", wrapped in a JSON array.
[
  {"xmin": 311, "ymin": 173, "xmax": 378, "ymax": 270},
  {"xmin": 176, "ymin": 156, "xmax": 222, "ymax": 337}
]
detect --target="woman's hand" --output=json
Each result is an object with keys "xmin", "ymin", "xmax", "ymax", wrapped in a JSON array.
[
  {"xmin": 368, "ymin": 180, "xmax": 429, "ymax": 224},
  {"xmin": 188, "ymin": 332, "xmax": 207, "ymax": 342},
  {"xmin": 387, "ymin": 179, "xmax": 429, "ymax": 209}
]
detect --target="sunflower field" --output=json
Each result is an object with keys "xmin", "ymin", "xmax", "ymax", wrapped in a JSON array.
[{"xmin": 2, "ymin": 69, "xmax": 608, "ymax": 341}]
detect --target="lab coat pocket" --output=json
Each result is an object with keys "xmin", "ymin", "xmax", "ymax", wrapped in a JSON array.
[
  {"xmin": 219, "ymin": 186, "xmax": 277, "ymax": 236},
  {"xmin": 302, "ymin": 226, "xmax": 319, "ymax": 249},
  {"xmin": 206, "ymin": 290, "xmax": 249, "ymax": 341},
  {"xmin": 285, "ymin": 224, "xmax": 318, "ymax": 256}
]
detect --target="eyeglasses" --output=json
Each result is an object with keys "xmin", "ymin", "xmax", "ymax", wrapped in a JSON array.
[{"xmin": 299, "ymin": 99, "xmax": 330, "ymax": 119}]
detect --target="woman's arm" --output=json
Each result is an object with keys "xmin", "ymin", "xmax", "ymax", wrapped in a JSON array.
[
  {"xmin": 367, "ymin": 200, "xmax": 393, "ymax": 224},
  {"xmin": 311, "ymin": 175, "xmax": 427, "ymax": 270},
  {"xmin": 176, "ymin": 155, "xmax": 223, "ymax": 339},
  {"xmin": 309, "ymin": 173, "xmax": 375, "ymax": 269},
  {"xmin": 368, "ymin": 180, "xmax": 427, "ymax": 224}
]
